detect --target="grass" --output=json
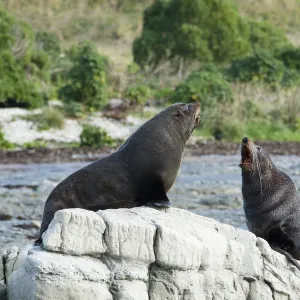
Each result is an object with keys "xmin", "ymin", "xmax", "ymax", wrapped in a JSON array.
[
  {"xmin": 0, "ymin": 131, "xmax": 14, "ymax": 149},
  {"xmin": 244, "ymin": 122, "xmax": 300, "ymax": 142},
  {"xmin": 194, "ymin": 83, "xmax": 300, "ymax": 142},
  {"xmin": 2, "ymin": 0, "xmax": 152, "ymax": 73},
  {"xmin": 23, "ymin": 107, "xmax": 65, "ymax": 131}
]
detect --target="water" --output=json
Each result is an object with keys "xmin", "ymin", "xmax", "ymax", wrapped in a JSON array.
[{"xmin": 1, "ymin": 155, "xmax": 300, "ymax": 250}]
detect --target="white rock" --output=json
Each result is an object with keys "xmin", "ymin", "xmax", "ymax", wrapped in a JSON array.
[
  {"xmin": 110, "ymin": 280, "xmax": 148, "ymax": 300},
  {"xmin": 98, "ymin": 209, "xmax": 156, "ymax": 263},
  {"xmin": 6, "ymin": 207, "xmax": 300, "ymax": 300},
  {"xmin": 8, "ymin": 248, "xmax": 112, "ymax": 300},
  {"xmin": 43, "ymin": 208, "xmax": 106, "ymax": 256}
]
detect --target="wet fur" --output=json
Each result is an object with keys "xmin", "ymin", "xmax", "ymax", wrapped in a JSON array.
[
  {"xmin": 241, "ymin": 140, "xmax": 300, "ymax": 269},
  {"xmin": 36, "ymin": 103, "xmax": 200, "ymax": 245}
]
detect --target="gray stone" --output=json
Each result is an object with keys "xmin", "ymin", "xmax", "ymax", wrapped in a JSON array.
[{"xmin": 6, "ymin": 207, "xmax": 300, "ymax": 300}]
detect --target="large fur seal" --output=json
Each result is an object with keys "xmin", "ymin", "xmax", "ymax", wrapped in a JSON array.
[
  {"xmin": 35, "ymin": 102, "xmax": 201, "ymax": 245},
  {"xmin": 240, "ymin": 137, "xmax": 300, "ymax": 269}
]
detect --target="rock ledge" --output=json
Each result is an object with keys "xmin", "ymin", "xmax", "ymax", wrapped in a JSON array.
[{"xmin": 4, "ymin": 207, "xmax": 300, "ymax": 300}]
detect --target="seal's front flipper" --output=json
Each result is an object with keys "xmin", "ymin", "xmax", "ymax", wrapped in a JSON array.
[{"xmin": 140, "ymin": 176, "xmax": 171, "ymax": 208}]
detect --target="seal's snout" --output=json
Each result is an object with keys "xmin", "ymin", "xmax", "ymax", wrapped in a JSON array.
[
  {"xmin": 240, "ymin": 137, "xmax": 252, "ymax": 169},
  {"xmin": 242, "ymin": 137, "xmax": 249, "ymax": 144}
]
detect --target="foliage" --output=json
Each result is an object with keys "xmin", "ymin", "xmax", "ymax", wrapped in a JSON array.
[
  {"xmin": 80, "ymin": 125, "xmax": 117, "ymax": 148},
  {"xmin": 226, "ymin": 50, "xmax": 300, "ymax": 88},
  {"xmin": 0, "ymin": 9, "xmax": 14, "ymax": 51},
  {"xmin": 63, "ymin": 102, "xmax": 85, "ymax": 118},
  {"xmin": 170, "ymin": 64, "xmax": 233, "ymax": 107},
  {"xmin": 24, "ymin": 108, "xmax": 65, "ymax": 131},
  {"xmin": 59, "ymin": 41, "xmax": 109, "ymax": 109},
  {"xmin": 244, "ymin": 121, "xmax": 300, "ymax": 142},
  {"xmin": 0, "ymin": 131, "xmax": 14, "ymax": 149},
  {"xmin": 22, "ymin": 140, "xmax": 48, "ymax": 149},
  {"xmin": 133, "ymin": 0, "xmax": 250, "ymax": 69},
  {"xmin": 0, "ymin": 51, "xmax": 46, "ymax": 108},
  {"xmin": 276, "ymin": 46, "xmax": 300, "ymax": 71},
  {"xmin": 0, "ymin": 8, "xmax": 53, "ymax": 108},
  {"xmin": 35, "ymin": 31, "xmax": 61, "ymax": 59},
  {"xmin": 153, "ymin": 87, "xmax": 174, "ymax": 103},
  {"xmin": 124, "ymin": 84, "xmax": 152, "ymax": 106},
  {"xmin": 248, "ymin": 19, "xmax": 291, "ymax": 53}
]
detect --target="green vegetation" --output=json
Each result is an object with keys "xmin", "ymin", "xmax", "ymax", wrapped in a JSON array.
[
  {"xmin": 133, "ymin": 0, "xmax": 249, "ymax": 70},
  {"xmin": 276, "ymin": 47, "xmax": 300, "ymax": 71},
  {"xmin": 22, "ymin": 140, "xmax": 48, "ymax": 149},
  {"xmin": 0, "ymin": 9, "xmax": 52, "ymax": 108},
  {"xmin": 80, "ymin": 125, "xmax": 117, "ymax": 148},
  {"xmin": 59, "ymin": 42, "xmax": 109, "ymax": 110},
  {"xmin": 24, "ymin": 108, "xmax": 65, "ymax": 131},
  {"xmin": 248, "ymin": 19, "xmax": 291, "ymax": 53},
  {"xmin": 63, "ymin": 102, "xmax": 85, "ymax": 118},
  {"xmin": 124, "ymin": 84, "xmax": 152, "ymax": 106},
  {"xmin": 0, "ymin": 0, "xmax": 299, "ymax": 146},
  {"xmin": 226, "ymin": 50, "xmax": 300, "ymax": 88},
  {"xmin": 170, "ymin": 64, "xmax": 233, "ymax": 107},
  {"xmin": 0, "ymin": 131, "xmax": 14, "ymax": 149}
]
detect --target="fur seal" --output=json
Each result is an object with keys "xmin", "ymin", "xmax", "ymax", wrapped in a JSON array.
[
  {"xmin": 240, "ymin": 137, "xmax": 300, "ymax": 269},
  {"xmin": 35, "ymin": 102, "xmax": 201, "ymax": 245}
]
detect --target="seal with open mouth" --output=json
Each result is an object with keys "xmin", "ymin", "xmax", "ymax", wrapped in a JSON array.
[
  {"xmin": 35, "ymin": 102, "xmax": 201, "ymax": 245},
  {"xmin": 240, "ymin": 137, "xmax": 300, "ymax": 269}
]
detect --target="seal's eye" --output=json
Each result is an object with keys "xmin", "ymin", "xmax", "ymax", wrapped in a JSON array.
[{"xmin": 184, "ymin": 104, "xmax": 190, "ymax": 112}]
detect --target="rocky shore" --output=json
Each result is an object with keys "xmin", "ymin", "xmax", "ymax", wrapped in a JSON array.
[
  {"xmin": 2, "ymin": 207, "xmax": 300, "ymax": 300},
  {"xmin": 1, "ymin": 140, "xmax": 300, "ymax": 165}
]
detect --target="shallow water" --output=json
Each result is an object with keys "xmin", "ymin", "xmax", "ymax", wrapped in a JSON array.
[{"xmin": 1, "ymin": 154, "xmax": 300, "ymax": 250}]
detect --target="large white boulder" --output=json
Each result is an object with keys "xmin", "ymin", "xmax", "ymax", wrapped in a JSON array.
[{"xmin": 5, "ymin": 207, "xmax": 300, "ymax": 300}]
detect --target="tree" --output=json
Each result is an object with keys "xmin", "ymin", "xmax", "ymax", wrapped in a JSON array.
[
  {"xmin": 133, "ymin": 0, "xmax": 250, "ymax": 71},
  {"xmin": 59, "ymin": 41, "xmax": 109, "ymax": 109}
]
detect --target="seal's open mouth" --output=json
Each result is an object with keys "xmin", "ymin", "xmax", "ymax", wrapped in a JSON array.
[
  {"xmin": 240, "ymin": 137, "xmax": 252, "ymax": 168},
  {"xmin": 240, "ymin": 147, "xmax": 252, "ymax": 165}
]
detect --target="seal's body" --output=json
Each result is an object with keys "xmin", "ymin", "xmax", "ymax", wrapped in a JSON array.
[
  {"xmin": 240, "ymin": 137, "xmax": 300, "ymax": 263},
  {"xmin": 36, "ymin": 102, "xmax": 200, "ymax": 244}
]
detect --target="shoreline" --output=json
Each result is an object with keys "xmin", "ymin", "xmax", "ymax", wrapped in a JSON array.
[{"xmin": 1, "ymin": 141, "xmax": 300, "ymax": 164}]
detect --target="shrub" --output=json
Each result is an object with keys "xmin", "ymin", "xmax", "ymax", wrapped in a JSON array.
[
  {"xmin": 276, "ymin": 46, "xmax": 300, "ymax": 71},
  {"xmin": 226, "ymin": 50, "xmax": 300, "ymax": 88},
  {"xmin": 248, "ymin": 19, "xmax": 291, "ymax": 53},
  {"xmin": 170, "ymin": 64, "xmax": 233, "ymax": 107},
  {"xmin": 0, "ymin": 9, "xmax": 53, "ymax": 108},
  {"xmin": 80, "ymin": 125, "xmax": 117, "ymax": 148},
  {"xmin": 0, "ymin": 131, "xmax": 14, "ymax": 149},
  {"xmin": 59, "ymin": 41, "xmax": 109, "ymax": 109},
  {"xmin": 35, "ymin": 31, "xmax": 61, "ymax": 59},
  {"xmin": 63, "ymin": 102, "xmax": 85, "ymax": 118},
  {"xmin": 22, "ymin": 140, "xmax": 48, "ymax": 149},
  {"xmin": 24, "ymin": 107, "xmax": 64, "ymax": 131},
  {"xmin": 153, "ymin": 87, "xmax": 174, "ymax": 103},
  {"xmin": 124, "ymin": 84, "xmax": 152, "ymax": 106},
  {"xmin": 0, "ymin": 51, "xmax": 45, "ymax": 108}
]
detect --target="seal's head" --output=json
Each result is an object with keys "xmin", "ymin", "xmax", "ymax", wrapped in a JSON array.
[
  {"xmin": 166, "ymin": 102, "xmax": 201, "ymax": 139},
  {"xmin": 239, "ymin": 137, "xmax": 273, "ymax": 174}
]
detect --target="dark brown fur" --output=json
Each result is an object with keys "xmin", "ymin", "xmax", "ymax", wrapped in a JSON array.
[
  {"xmin": 35, "ymin": 102, "xmax": 200, "ymax": 245},
  {"xmin": 240, "ymin": 137, "xmax": 300, "ymax": 269}
]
